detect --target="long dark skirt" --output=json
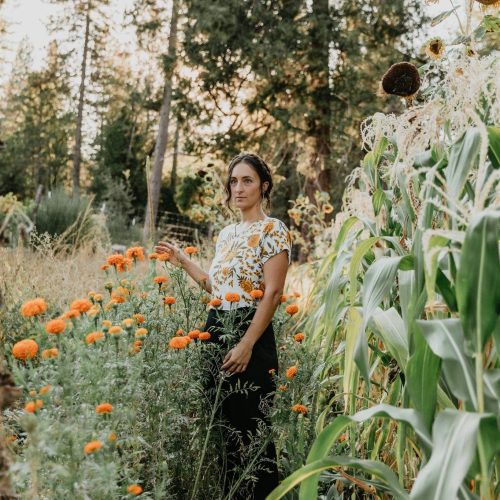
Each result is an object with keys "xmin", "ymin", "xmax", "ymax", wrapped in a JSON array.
[{"xmin": 201, "ymin": 307, "xmax": 280, "ymax": 500}]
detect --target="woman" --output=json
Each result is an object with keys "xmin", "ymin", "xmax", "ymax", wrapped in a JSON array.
[{"xmin": 155, "ymin": 152, "xmax": 292, "ymax": 499}]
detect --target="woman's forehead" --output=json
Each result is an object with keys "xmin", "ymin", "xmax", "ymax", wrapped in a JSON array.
[{"xmin": 231, "ymin": 161, "xmax": 257, "ymax": 177}]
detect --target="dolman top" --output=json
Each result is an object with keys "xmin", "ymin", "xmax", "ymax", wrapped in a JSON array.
[{"xmin": 208, "ymin": 217, "xmax": 292, "ymax": 310}]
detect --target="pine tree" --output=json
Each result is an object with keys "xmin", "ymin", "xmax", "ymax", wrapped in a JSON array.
[
  {"xmin": 0, "ymin": 40, "xmax": 73, "ymax": 197},
  {"xmin": 47, "ymin": 0, "xmax": 111, "ymax": 193},
  {"xmin": 180, "ymin": 0, "xmax": 427, "ymax": 208}
]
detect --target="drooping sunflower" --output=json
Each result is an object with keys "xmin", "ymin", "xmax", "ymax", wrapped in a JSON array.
[{"xmin": 379, "ymin": 62, "xmax": 421, "ymax": 98}]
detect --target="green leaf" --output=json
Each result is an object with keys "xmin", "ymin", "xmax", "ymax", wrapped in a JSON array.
[
  {"xmin": 406, "ymin": 325, "xmax": 441, "ymax": 430},
  {"xmin": 268, "ymin": 455, "xmax": 409, "ymax": 500},
  {"xmin": 348, "ymin": 237, "xmax": 380, "ymax": 303},
  {"xmin": 370, "ymin": 307, "xmax": 409, "ymax": 370},
  {"xmin": 297, "ymin": 404, "xmax": 431, "ymax": 499},
  {"xmin": 487, "ymin": 126, "xmax": 500, "ymax": 169},
  {"xmin": 334, "ymin": 216, "xmax": 360, "ymax": 252},
  {"xmin": 422, "ymin": 233, "xmax": 449, "ymax": 302},
  {"xmin": 445, "ymin": 128, "xmax": 481, "ymax": 201},
  {"xmin": 372, "ymin": 188, "xmax": 388, "ymax": 216},
  {"xmin": 343, "ymin": 307, "xmax": 362, "ymax": 410},
  {"xmin": 483, "ymin": 15, "xmax": 500, "ymax": 34},
  {"xmin": 355, "ymin": 256, "xmax": 408, "ymax": 382},
  {"xmin": 431, "ymin": 7, "xmax": 458, "ymax": 27},
  {"xmin": 456, "ymin": 211, "xmax": 500, "ymax": 352},
  {"xmin": 417, "ymin": 319, "xmax": 477, "ymax": 409},
  {"xmin": 410, "ymin": 410, "xmax": 495, "ymax": 500}
]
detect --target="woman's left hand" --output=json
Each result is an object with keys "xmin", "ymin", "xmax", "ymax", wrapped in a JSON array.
[{"xmin": 221, "ymin": 340, "xmax": 253, "ymax": 374}]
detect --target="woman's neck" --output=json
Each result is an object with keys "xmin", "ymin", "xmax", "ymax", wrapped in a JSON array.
[{"xmin": 239, "ymin": 208, "xmax": 268, "ymax": 224}]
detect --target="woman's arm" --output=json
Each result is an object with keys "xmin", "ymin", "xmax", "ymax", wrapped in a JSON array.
[
  {"xmin": 154, "ymin": 241, "xmax": 212, "ymax": 294},
  {"xmin": 221, "ymin": 250, "xmax": 289, "ymax": 374}
]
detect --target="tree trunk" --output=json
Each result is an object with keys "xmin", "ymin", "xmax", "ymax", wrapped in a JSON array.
[
  {"xmin": 72, "ymin": 0, "xmax": 91, "ymax": 193},
  {"xmin": 171, "ymin": 119, "xmax": 179, "ymax": 194},
  {"xmin": 143, "ymin": 0, "xmax": 179, "ymax": 239}
]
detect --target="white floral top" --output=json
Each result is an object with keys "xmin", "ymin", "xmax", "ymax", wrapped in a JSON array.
[{"xmin": 208, "ymin": 217, "xmax": 292, "ymax": 310}]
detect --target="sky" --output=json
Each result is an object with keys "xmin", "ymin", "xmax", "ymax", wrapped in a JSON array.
[{"xmin": 1, "ymin": 0, "xmax": 458, "ymax": 84}]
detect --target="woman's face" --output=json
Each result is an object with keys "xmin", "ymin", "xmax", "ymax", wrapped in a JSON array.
[{"xmin": 229, "ymin": 161, "xmax": 268, "ymax": 210}]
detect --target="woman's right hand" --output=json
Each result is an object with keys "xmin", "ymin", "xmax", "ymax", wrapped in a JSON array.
[{"xmin": 154, "ymin": 241, "xmax": 186, "ymax": 268}]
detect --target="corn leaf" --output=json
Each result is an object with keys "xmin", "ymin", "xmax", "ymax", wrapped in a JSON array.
[
  {"xmin": 410, "ymin": 410, "xmax": 495, "ymax": 500},
  {"xmin": 456, "ymin": 210, "xmax": 500, "ymax": 352}
]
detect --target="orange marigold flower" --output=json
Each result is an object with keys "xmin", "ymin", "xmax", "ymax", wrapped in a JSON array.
[
  {"xmin": 127, "ymin": 484, "xmax": 143, "ymax": 495},
  {"xmin": 29, "ymin": 390, "xmax": 37, "ymax": 397},
  {"xmin": 133, "ymin": 313, "xmax": 145, "ymax": 324},
  {"xmin": 153, "ymin": 276, "xmax": 168, "ymax": 284},
  {"xmin": 293, "ymin": 291, "xmax": 302, "ymax": 298},
  {"xmin": 286, "ymin": 366, "xmax": 298, "ymax": 379},
  {"xmin": 134, "ymin": 340, "xmax": 143, "ymax": 347},
  {"xmin": 279, "ymin": 295, "xmax": 287, "ymax": 303},
  {"xmin": 93, "ymin": 293, "xmax": 103, "ymax": 303},
  {"xmin": 199, "ymin": 331, "xmax": 211, "ymax": 341},
  {"xmin": 107, "ymin": 254, "xmax": 125, "ymax": 267},
  {"xmin": 107, "ymin": 432, "xmax": 117, "ymax": 442},
  {"xmin": 41, "ymin": 348, "xmax": 58, "ymax": 360},
  {"xmin": 102, "ymin": 320, "xmax": 112, "ymax": 329},
  {"xmin": 285, "ymin": 304, "xmax": 299, "ymax": 316},
  {"xmin": 12, "ymin": 339, "xmax": 38, "ymax": 360},
  {"xmin": 70, "ymin": 299, "xmax": 92, "ymax": 313},
  {"xmin": 108, "ymin": 326, "xmax": 123, "ymax": 335},
  {"xmin": 87, "ymin": 306, "xmax": 100, "ymax": 317},
  {"xmin": 135, "ymin": 328, "xmax": 148, "ymax": 338},
  {"xmin": 61, "ymin": 309, "xmax": 81, "ymax": 320},
  {"xmin": 158, "ymin": 252, "xmax": 171, "ymax": 261},
  {"xmin": 169, "ymin": 337, "xmax": 189, "ymax": 349},
  {"xmin": 338, "ymin": 433, "xmax": 347, "ymax": 443},
  {"xmin": 164, "ymin": 296, "xmax": 176, "ymax": 306},
  {"xmin": 291, "ymin": 404, "xmax": 308, "ymax": 415},
  {"xmin": 250, "ymin": 289, "xmax": 264, "ymax": 300},
  {"xmin": 100, "ymin": 264, "xmax": 110, "ymax": 271},
  {"xmin": 148, "ymin": 252, "xmax": 159, "ymax": 260},
  {"xmin": 184, "ymin": 246, "xmax": 198, "ymax": 255},
  {"xmin": 294, "ymin": 333, "xmax": 305, "ymax": 342},
  {"xmin": 24, "ymin": 402, "xmax": 35, "ymax": 413},
  {"xmin": 118, "ymin": 257, "xmax": 133, "ymax": 273},
  {"xmin": 175, "ymin": 328, "xmax": 185, "ymax": 336},
  {"xmin": 39, "ymin": 385, "xmax": 52, "ymax": 395},
  {"xmin": 84, "ymin": 440, "xmax": 103, "ymax": 454},
  {"xmin": 188, "ymin": 329, "xmax": 201, "ymax": 339},
  {"xmin": 278, "ymin": 384, "xmax": 287, "ymax": 391},
  {"xmin": 225, "ymin": 292, "xmax": 240, "ymax": 303},
  {"xmin": 20, "ymin": 298, "xmax": 48, "ymax": 317},
  {"xmin": 110, "ymin": 296, "xmax": 125, "ymax": 305},
  {"xmin": 96, "ymin": 403, "xmax": 113, "ymax": 414},
  {"xmin": 209, "ymin": 298, "xmax": 222, "ymax": 307},
  {"xmin": 45, "ymin": 319, "xmax": 66, "ymax": 335},
  {"xmin": 122, "ymin": 318, "xmax": 134, "ymax": 329},
  {"xmin": 126, "ymin": 246, "xmax": 145, "ymax": 261}
]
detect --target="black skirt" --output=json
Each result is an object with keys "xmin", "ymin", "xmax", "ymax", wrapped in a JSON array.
[{"xmin": 201, "ymin": 307, "xmax": 280, "ymax": 500}]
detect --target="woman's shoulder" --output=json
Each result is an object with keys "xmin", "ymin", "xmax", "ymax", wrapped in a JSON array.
[{"xmin": 263, "ymin": 217, "xmax": 290, "ymax": 231}]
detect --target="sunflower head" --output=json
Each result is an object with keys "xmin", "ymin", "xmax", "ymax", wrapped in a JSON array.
[
  {"xmin": 379, "ymin": 62, "xmax": 421, "ymax": 98},
  {"xmin": 424, "ymin": 37, "xmax": 445, "ymax": 60}
]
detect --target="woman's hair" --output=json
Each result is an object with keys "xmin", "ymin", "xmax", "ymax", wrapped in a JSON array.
[{"xmin": 224, "ymin": 153, "xmax": 273, "ymax": 215}]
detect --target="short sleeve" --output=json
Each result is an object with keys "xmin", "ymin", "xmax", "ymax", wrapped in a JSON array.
[{"xmin": 261, "ymin": 220, "xmax": 292, "ymax": 265}]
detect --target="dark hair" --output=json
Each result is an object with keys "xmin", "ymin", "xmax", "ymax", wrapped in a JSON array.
[{"xmin": 224, "ymin": 153, "xmax": 273, "ymax": 215}]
